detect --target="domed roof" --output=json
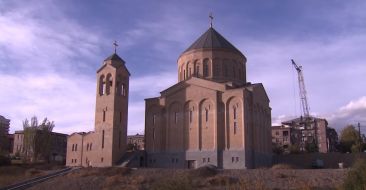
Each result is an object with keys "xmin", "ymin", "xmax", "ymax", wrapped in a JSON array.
[{"xmin": 182, "ymin": 27, "xmax": 244, "ymax": 56}]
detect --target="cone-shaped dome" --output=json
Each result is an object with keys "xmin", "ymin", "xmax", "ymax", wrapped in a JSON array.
[{"xmin": 181, "ymin": 27, "xmax": 244, "ymax": 57}]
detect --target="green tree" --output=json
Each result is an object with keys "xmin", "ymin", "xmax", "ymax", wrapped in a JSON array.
[
  {"xmin": 23, "ymin": 116, "xmax": 54, "ymax": 162},
  {"xmin": 339, "ymin": 125, "xmax": 360, "ymax": 153}
]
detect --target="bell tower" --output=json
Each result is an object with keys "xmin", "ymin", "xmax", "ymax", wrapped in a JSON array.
[{"xmin": 94, "ymin": 41, "xmax": 130, "ymax": 166}]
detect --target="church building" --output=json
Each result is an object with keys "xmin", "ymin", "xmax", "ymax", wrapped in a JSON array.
[
  {"xmin": 144, "ymin": 24, "xmax": 272, "ymax": 169},
  {"xmin": 66, "ymin": 48, "xmax": 130, "ymax": 167}
]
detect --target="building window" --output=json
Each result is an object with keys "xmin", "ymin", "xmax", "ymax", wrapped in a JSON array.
[
  {"xmin": 208, "ymin": 157, "xmax": 210, "ymax": 162},
  {"xmin": 234, "ymin": 122, "xmax": 238, "ymax": 134},
  {"xmin": 152, "ymin": 128, "xmax": 155, "ymax": 140},
  {"xmin": 72, "ymin": 144, "xmax": 74, "ymax": 151},
  {"xmin": 121, "ymin": 84, "xmax": 126, "ymax": 96},
  {"xmin": 120, "ymin": 112, "xmax": 122, "ymax": 123},
  {"xmin": 119, "ymin": 131, "xmax": 121, "ymax": 148},
  {"xmin": 175, "ymin": 112, "xmax": 178, "ymax": 124},
  {"xmin": 101, "ymin": 157, "xmax": 104, "ymax": 162},
  {"xmin": 232, "ymin": 157, "xmax": 234, "ymax": 163},
  {"xmin": 275, "ymin": 131, "xmax": 279, "ymax": 136},
  {"xmin": 103, "ymin": 110, "xmax": 106, "ymax": 122},
  {"xmin": 236, "ymin": 157, "xmax": 239, "ymax": 162},
  {"xmin": 102, "ymin": 130, "xmax": 105, "ymax": 149},
  {"xmin": 99, "ymin": 75, "xmax": 105, "ymax": 95},
  {"xmin": 233, "ymin": 107, "xmax": 237, "ymax": 120},
  {"xmin": 189, "ymin": 110, "xmax": 193, "ymax": 123},
  {"xmin": 205, "ymin": 109, "xmax": 208, "ymax": 122},
  {"xmin": 203, "ymin": 59, "xmax": 209, "ymax": 77},
  {"xmin": 153, "ymin": 114, "xmax": 156, "ymax": 125}
]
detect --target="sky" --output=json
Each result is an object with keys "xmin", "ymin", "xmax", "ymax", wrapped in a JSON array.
[{"xmin": 0, "ymin": 0, "xmax": 366, "ymax": 135}]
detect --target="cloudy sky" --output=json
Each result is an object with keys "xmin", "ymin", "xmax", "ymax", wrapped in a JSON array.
[{"xmin": 1, "ymin": 0, "xmax": 365, "ymax": 135}]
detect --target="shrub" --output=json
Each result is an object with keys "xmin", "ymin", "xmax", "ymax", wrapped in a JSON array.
[
  {"xmin": 342, "ymin": 158, "xmax": 366, "ymax": 190},
  {"xmin": 0, "ymin": 155, "xmax": 11, "ymax": 166}
]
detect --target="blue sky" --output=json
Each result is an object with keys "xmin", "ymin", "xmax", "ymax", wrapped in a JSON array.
[{"xmin": 1, "ymin": 0, "xmax": 365, "ymax": 135}]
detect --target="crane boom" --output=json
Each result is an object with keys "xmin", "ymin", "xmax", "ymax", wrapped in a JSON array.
[{"xmin": 291, "ymin": 59, "xmax": 310, "ymax": 117}]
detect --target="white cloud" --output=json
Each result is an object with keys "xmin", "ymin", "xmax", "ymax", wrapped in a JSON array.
[
  {"xmin": 328, "ymin": 96, "xmax": 366, "ymax": 132},
  {"xmin": 0, "ymin": 73, "xmax": 95, "ymax": 134}
]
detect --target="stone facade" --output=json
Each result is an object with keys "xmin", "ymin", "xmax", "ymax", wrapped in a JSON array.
[
  {"xmin": 66, "ymin": 52, "xmax": 130, "ymax": 167},
  {"xmin": 12, "ymin": 130, "xmax": 67, "ymax": 162},
  {"xmin": 144, "ymin": 26, "xmax": 272, "ymax": 169}
]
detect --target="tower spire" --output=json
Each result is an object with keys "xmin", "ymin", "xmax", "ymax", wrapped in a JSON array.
[
  {"xmin": 113, "ymin": 40, "xmax": 118, "ymax": 54},
  {"xmin": 209, "ymin": 12, "xmax": 214, "ymax": 28}
]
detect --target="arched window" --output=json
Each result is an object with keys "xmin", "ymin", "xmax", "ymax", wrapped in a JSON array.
[
  {"xmin": 203, "ymin": 59, "xmax": 209, "ymax": 77},
  {"xmin": 99, "ymin": 75, "xmax": 105, "ymax": 95},
  {"xmin": 72, "ymin": 144, "xmax": 74, "ymax": 151},
  {"xmin": 106, "ymin": 74, "xmax": 112, "ymax": 95}
]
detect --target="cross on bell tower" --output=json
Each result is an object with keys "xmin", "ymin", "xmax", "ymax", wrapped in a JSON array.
[
  {"xmin": 209, "ymin": 13, "xmax": 214, "ymax": 28},
  {"xmin": 113, "ymin": 40, "xmax": 118, "ymax": 53}
]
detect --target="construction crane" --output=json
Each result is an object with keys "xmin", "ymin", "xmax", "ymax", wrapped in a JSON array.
[{"xmin": 291, "ymin": 59, "xmax": 310, "ymax": 118}]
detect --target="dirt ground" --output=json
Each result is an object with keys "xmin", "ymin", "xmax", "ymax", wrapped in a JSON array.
[{"xmin": 28, "ymin": 166, "xmax": 348, "ymax": 190}]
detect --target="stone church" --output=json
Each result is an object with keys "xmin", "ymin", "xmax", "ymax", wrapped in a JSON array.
[
  {"xmin": 66, "ymin": 51, "xmax": 130, "ymax": 167},
  {"xmin": 144, "ymin": 25, "xmax": 272, "ymax": 169}
]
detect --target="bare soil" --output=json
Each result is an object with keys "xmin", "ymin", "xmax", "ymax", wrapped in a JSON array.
[{"xmin": 28, "ymin": 166, "xmax": 348, "ymax": 190}]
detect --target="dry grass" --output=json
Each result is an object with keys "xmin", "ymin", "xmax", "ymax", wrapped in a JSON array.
[
  {"xmin": 0, "ymin": 163, "xmax": 64, "ymax": 187},
  {"xmin": 28, "ymin": 167, "xmax": 348, "ymax": 190}
]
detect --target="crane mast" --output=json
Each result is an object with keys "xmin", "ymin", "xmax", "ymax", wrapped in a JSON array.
[{"xmin": 291, "ymin": 59, "xmax": 310, "ymax": 118}]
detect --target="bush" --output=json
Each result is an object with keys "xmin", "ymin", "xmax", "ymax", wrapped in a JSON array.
[
  {"xmin": 0, "ymin": 155, "xmax": 11, "ymax": 166},
  {"xmin": 342, "ymin": 158, "xmax": 366, "ymax": 190}
]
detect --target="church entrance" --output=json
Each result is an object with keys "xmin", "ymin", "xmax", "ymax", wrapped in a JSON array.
[{"xmin": 186, "ymin": 160, "xmax": 196, "ymax": 169}]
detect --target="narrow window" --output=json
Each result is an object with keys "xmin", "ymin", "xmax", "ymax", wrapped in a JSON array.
[
  {"xmin": 234, "ymin": 122, "xmax": 237, "ymax": 134},
  {"xmin": 119, "ymin": 131, "xmax": 121, "ymax": 148},
  {"xmin": 102, "ymin": 82, "xmax": 106, "ymax": 95},
  {"xmin": 189, "ymin": 110, "xmax": 193, "ymax": 123},
  {"xmin": 203, "ymin": 60, "xmax": 209, "ymax": 77},
  {"xmin": 102, "ymin": 130, "xmax": 105, "ymax": 149},
  {"xmin": 233, "ymin": 107, "xmax": 237, "ymax": 120},
  {"xmin": 72, "ymin": 144, "xmax": 74, "ymax": 151},
  {"xmin": 121, "ymin": 84, "xmax": 126, "ymax": 96},
  {"xmin": 174, "ymin": 112, "xmax": 178, "ymax": 124},
  {"xmin": 101, "ymin": 157, "xmax": 104, "ymax": 162},
  {"xmin": 152, "ymin": 128, "xmax": 155, "ymax": 140},
  {"xmin": 103, "ymin": 110, "xmax": 106, "ymax": 122},
  {"xmin": 232, "ymin": 157, "xmax": 234, "ymax": 163},
  {"xmin": 205, "ymin": 109, "xmax": 208, "ymax": 122},
  {"xmin": 153, "ymin": 114, "xmax": 156, "ymax": 125},
  {"xmin": 208, "ymin": 157, "xmax": 210, "ymax": 162},
  {"xmin": 119, "ymin": 112, "xmax": 122, "ymax": 123}
]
